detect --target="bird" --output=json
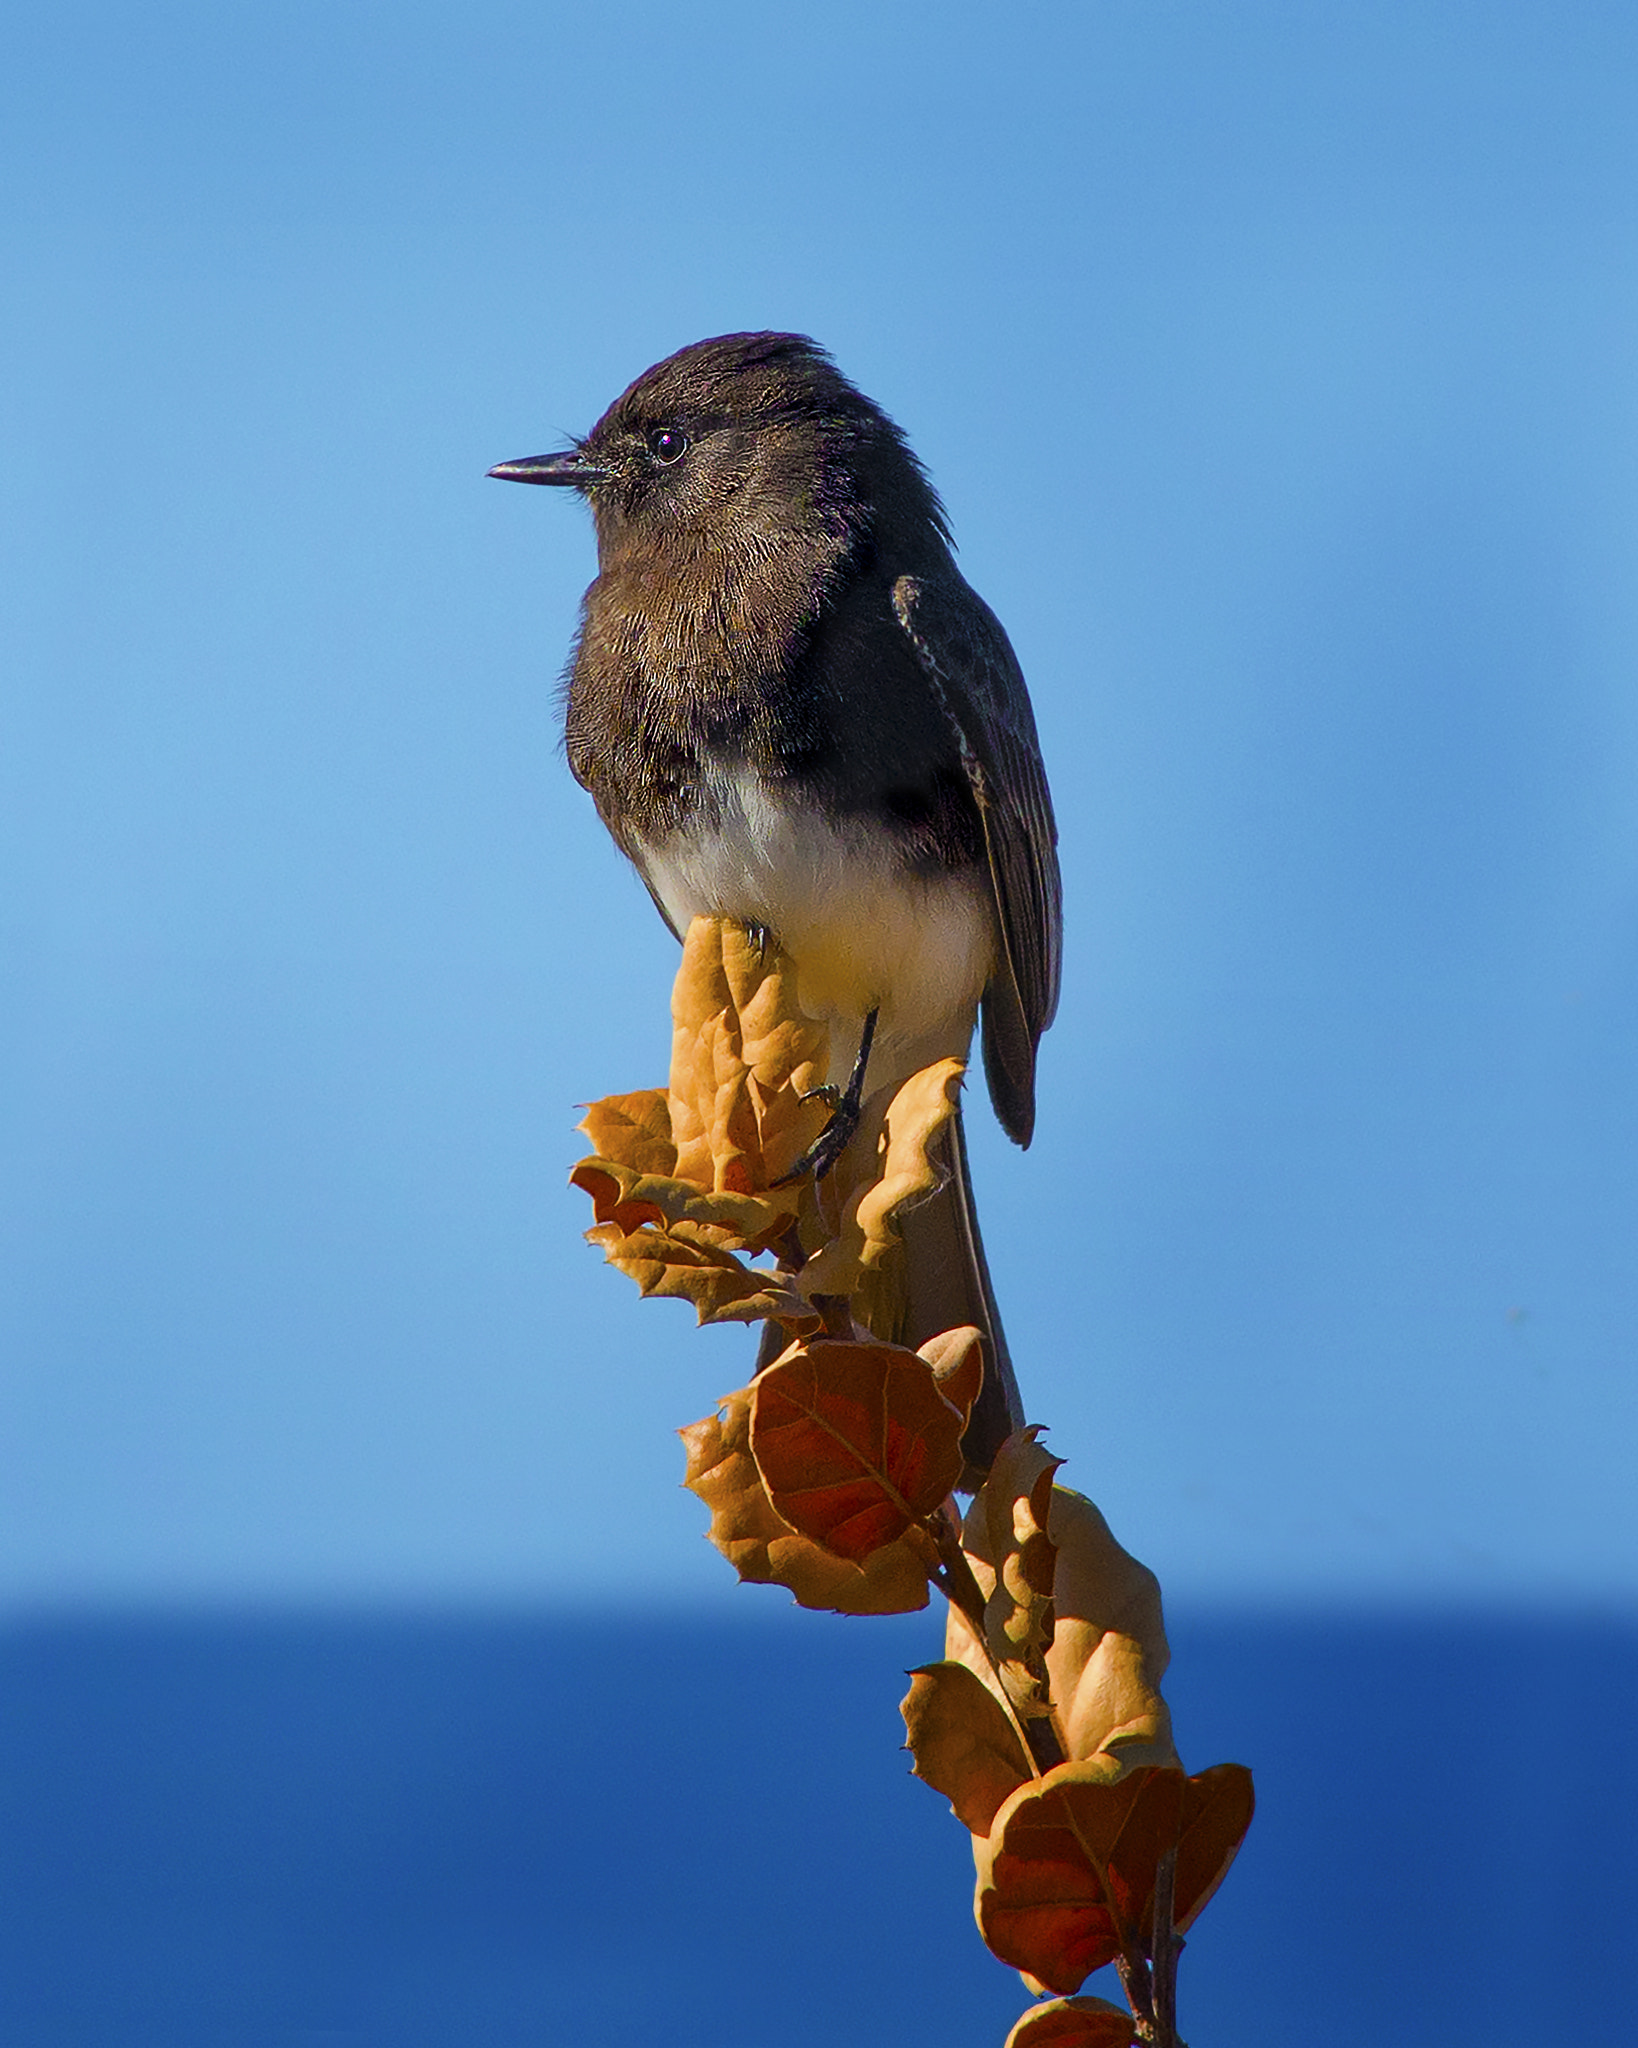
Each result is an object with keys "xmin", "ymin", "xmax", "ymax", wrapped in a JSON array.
[{"xmin": 489, "ymin": 332, "xmax": 1060, "ymax": 1473}]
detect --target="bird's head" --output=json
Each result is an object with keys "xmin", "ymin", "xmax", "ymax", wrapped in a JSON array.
[{"xmin": 488, "ymin": 332, "xmax": 948, "ymax": 568}]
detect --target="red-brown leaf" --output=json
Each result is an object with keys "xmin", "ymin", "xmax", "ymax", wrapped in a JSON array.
[
  {"xmin": 1175, "ymin": 1762, "xmax": 1256, "ymax": 1935},
  {"xmin": 679, "ymin": 1388, "xmax": 935, "ymax": 1615},
  {"xmin": 975, "ymin": 1760, "xmax": 1182, "ymax": 1992},
  {"xmin": 974, "ymin": 1759, "xmax": 1254, "ymax": 1995},
  {"xmin": 749, "ymin": 1339, "xmax": 966, "ymax": 1561}
]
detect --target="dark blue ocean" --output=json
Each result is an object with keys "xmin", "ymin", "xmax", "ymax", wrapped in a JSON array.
[{"xmin": 3, "ymin": 1606, "xmax": 1633, "ymax": 2046}]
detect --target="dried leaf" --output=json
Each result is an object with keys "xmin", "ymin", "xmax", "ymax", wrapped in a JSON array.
[
  {"xmin": 973, "ymin": 1761, "xmax": 1254, "ymax": 1996},
  {"xmin": 1004, "ymin": 1997, "xmax": 1136, "ymax": 2048},
  {"xmin": 953, "ymin": 1483, "xmax": 1177, "ymax": 1770},
  {"xmin": 846, "ymin": 1057, "xmax": 965, "ymax": 1266},
  {"xmin": 587, "ymin": 1222, "xmax": 817, "ymax": 1329},
  {"xmin": 974, "ymin": 1759, "xmax": 1181, "ymax": 1993},
  {"xmin": 576, "ymin": 1090, "xmax": 675, "ymax": 1177},
  {"xmin": 571, "ymin": 1157, "xmax": 795, "ymax": 1253},
  {"xmin": 795, "ymin": 1058, "xmax": 965, "ymax": 1299},
  {"xmin": 919, "ymin": 1325, "xmax": 986, "ymax": 1426},
  {"xmin": 668, "ymin": 919, "xmax": 831, "ymax": 1192},
  {"xmin": 1173, "ymin": 1762, "xmax": 1257, "ymax": 1937},
  {"xmin": 571, "ymin": 926, "xmax": 983, "ymax": 1331},
  {"xmin": 570, "ymin": 920, "xmax": 852, "ymax": 1326},
  {"xmin": 901, "ymin": 1660, "xmax": 1031, "ymax": 1835},
  {"xmin": 679, "ymin": 1387, "xmax": 934, "ymax": 1615},
  {"xmin": 730, "ymin": 934, "xmax": 834, "ymax": 1176},
  {"xmin": 749, "ymin": 1338, "xmax": 966, "ymax": 1560},
  {"xmin": 972, "ymin": 1429, "xmax": 1063, "ymax": 1718}
]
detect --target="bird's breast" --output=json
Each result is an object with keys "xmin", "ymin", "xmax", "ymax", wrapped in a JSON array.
[{"xmin": 635, "ymin": 763, "xmax": 994, "ymax": 1092}]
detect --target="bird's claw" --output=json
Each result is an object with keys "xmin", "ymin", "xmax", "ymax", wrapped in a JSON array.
[
  {"xmin": 772, "ymin": 1096, "xmax": 863, "ymax": 1187},
  {"xmin": 770, "ymin": 1007, "xmax": 879, "ymax": 1188}
]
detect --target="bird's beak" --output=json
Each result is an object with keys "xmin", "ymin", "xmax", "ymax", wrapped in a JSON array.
[{"xmin": 486, "ymin": 447, "xmax": 609, "ymax": 488}]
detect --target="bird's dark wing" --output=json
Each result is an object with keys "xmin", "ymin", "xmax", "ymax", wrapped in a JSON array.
[{"xmin": 892, "ymin": 573, "xmax": 1062, "ymax": 1145}]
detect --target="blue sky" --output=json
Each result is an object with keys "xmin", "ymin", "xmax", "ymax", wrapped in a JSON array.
[{"xmin": 3, "ymin": 1, "xmax": 1635, "ymax": 1607}]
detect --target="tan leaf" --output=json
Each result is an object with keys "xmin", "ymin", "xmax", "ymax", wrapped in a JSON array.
[
  {"xmin": 569, "ymin": 930, "xmax": 824, "ymax": 1325},
  {"xmin": 970, "ymin": 1429, "xmax": 1063, "ymax": 1719},
  {"xmin": 586, "ymin": 1222, "xmax": 817, "ymax": 1329},
  {"xmin": 749, "ymin": 1339, "xmax": 967, "ymax": 1559},
  {"xmin": 727, "ymin": 929, "xmax": 834, "ymax": 1177},
  {"xmin": 919, "ymin": 1325, "xmax": 986, "ymax": 1427},
  {"xmin": 677, "ymin": 1011, "xmax": 764, "ymax": 1196},
  {"xmin": 795, "ymin": 1059, "xmax": 965, "ymax": 1299},
  {"xmin": 848, "ymin": 1057, "xmax": 965, "ymax": 1265},
  {"xmin": 901, "ymin": 1660, "xmax": 1030, "ymax": 1835},
  {"xmin": 952, "ymin": 1483, "xmax": 1177, "ymax": 1770},
  {"xmin": 667, "ymin": 919, "xmax": 831, "ymax": 1192},
  {"xmin": 576, "ymin": 1090, "xmax": 675, "ymax": 1177},
  {"xmin": 679, "ymin": 1387, "xmax": 934, "ymax": 1615},
  {"xmin": 570, "ymin": 928, "xmax": 982, "ymax": 1334},
  {"xmin": 1004, "ymin": 1997, "xmax": 1136, "ymax": 2048},
  {"xmin": 569, "ymin": 1156, "xmax": 667, "ymax": 1237},
  {"xmin": 570, "ymin": 1157, "xmax": 795, "ymax": 1253}
]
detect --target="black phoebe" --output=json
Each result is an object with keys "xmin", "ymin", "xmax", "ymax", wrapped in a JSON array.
[{"xmin": 490, "ymin": 332, "xmax": 1061, "ymax": 1470}]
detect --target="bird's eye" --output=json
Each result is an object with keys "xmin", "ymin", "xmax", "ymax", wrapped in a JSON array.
[{"xmin": 647, "ymin": 427, "xmax": 688, "ymax": 466}]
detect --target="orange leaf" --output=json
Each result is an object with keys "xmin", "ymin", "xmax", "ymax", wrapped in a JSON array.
[
  {"xmin": 901, "ymin": 1660, "xmax": 1031, "ymax": 1835},
  {"xmin": 679, "ymin": 1387, "xmax": 934, "ymax": 1615},
  {"xmin": 1004, "ymin": 1997, "xmax": 1136, "ymax": 2048},
  {"xmin": 749, "ymin": 1338, "xmax": 966, "ymax": 1560}
]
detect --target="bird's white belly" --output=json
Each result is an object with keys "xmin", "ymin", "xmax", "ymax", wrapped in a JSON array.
[{"xmin": 637, "ymin": 766, "xmax": 993, "ymax": 1091}]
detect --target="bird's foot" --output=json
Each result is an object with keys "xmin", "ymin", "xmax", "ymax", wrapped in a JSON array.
[
  {"xmin": 772, "ymin": 1008, "xmax": 879, "ymax": 1186},
  {"xmin": 775, "ymin": 1095, "xmax": 861, "ymax": 1186}
]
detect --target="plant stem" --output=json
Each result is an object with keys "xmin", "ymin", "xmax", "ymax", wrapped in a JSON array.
[
  {"xmin": 1117, "ymin": 1957, "xmax": 1158, "ymax": 2038},
  {"xmin": 1151, "ymin": 1846, "xmax": 1182, "ymax": 2047}
]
